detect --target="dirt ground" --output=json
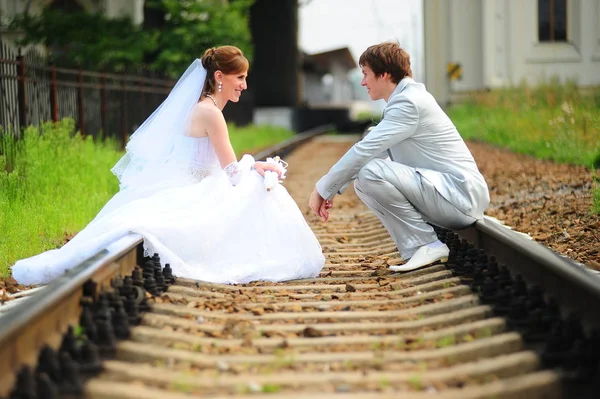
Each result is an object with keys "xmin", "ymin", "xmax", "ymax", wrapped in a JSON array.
[{"xmin": 467, "ymin": 141, "xmax": 600, "ymax": 270}]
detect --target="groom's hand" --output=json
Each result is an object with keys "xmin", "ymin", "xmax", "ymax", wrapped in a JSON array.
[{"xmin": 309, "ymin": 187, "xmax": 330, "ymax": 222}]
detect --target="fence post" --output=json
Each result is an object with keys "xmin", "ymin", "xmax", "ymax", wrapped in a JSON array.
[
  {"xmin": 140, "ymin": 78, "xmax": 146, "ymax": 122},
  {"xmin": 16, "ymin": 54, "xmax": 29, "ymax": 129},
  {"xmin": 121, "ymin": 79, "xmax": 128, "ymax": 145},
  {"xmin": 49, "ymin": 62, "xmax": 58, "ymax": 122},
  {"xmin": 77, "ymin": 68, "xmax": 85, "ymax": 135},
  {"xmin": 100, "ymin": 72, "xmax": 107, "ymax": 136}
]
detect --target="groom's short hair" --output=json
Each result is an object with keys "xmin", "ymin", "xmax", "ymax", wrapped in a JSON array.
[{"xmin": 359, "ymin": 42, "xmax": 412, "ymax": 84}]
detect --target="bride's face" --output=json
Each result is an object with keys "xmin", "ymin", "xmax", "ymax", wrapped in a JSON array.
[{"xmin": 221, "ymin": 70, "xmax": 248, "ymax": 103}]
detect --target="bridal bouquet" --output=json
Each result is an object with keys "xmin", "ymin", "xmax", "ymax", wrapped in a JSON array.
[{"xmin": 263, "ymin": 156, "xmax": 288, "ymax": 191}]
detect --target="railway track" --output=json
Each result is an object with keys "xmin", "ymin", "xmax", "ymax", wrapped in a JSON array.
[{"xmin": 2, "ymin": 130, "xmax": 600, "ymax": 398}]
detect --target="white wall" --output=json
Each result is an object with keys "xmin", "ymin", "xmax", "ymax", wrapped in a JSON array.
[
  {"xmin": 424, "ymin": 0, "xmax": 600, "ymax": 105},
  {"xmin": 302, "ymin": 61, "xmax": 355, "ymax": 106},
  {"xmin": 423, "ymin": 0, "xmax": 450, "ymax": 106},
  {"xmin": 505, "ymin": 0, "xmax": 600, "ymax": 87},
  {"xmin": 330, "ymin": 61, "xmax": 354, "ymax": 104},
  {"xmin": 302, "ymin": 73, "xmax": 329, "ymax": 104},
  {"xmin": 448, "ymin": 0, "xmax": 484, "ymax": 93}
]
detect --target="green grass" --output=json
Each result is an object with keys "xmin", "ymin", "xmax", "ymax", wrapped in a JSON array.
[
  {"xmin": 230, "ymin": 124, "xmax": 294, "ymax": 157},
  {"xmin": 0, "ymin": 119, "xmax": 295, "ymax": 278},
  {"xmin": 593, "ymin": 173, "xmax": 600, "ymax": 215},
  {"xmin": 447, "ymin": 80, "xmax": 600, "ymax": 214}
]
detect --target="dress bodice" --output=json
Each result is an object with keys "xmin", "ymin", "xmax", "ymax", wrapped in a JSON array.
[
  {"xmin": 171, "ymin": 135, "xmax": 220, "ymax": 182},
  {"xmin": 174, "ymin": 135, "xmax": 218, "ymax": 167},
  {"xmin": 170, "ymin": 135, "xmax": 252, "ymax": 185}
]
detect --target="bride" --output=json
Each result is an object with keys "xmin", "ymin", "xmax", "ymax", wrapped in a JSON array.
[{"xmin": 11, "ymin": 45, "xmax": 325, "ymax": 286}]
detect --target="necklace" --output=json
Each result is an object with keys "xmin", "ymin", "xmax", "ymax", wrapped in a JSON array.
[{"xmin": 205, "ymin": 94, "xmax": 218, "ymax": 108}]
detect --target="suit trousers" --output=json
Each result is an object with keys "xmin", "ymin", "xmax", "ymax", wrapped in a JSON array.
[{"xmin": 354, "ymin": 158, "xmax": 476, "ymax": 259}]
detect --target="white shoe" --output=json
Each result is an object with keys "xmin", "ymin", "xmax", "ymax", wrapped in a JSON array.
[{"xmin": 389, "ymin": 244, "xmax": 450, "ymax": 272}]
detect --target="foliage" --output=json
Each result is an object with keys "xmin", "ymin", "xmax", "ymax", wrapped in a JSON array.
[
  {"xmin": 229, "ymin": 124, "xmax": 294, "ymax": 157},
  {"xmin": 0, "ymin": 118, "xmax": 294, "ymax": 278},
  {"xmin": 0, "ymin": 119, "xmax": 123, "ymax": 278},
  {"xmin": 447, "ymin": 81, "xmax": 600, "ymax": 215},
  {"xmin": 355, "ymin": 110, "xmax": 382, "ymax": 124},
  {"xmin": 9, "ymin": 10, "xmax": 154, "ymax": 72},
  {"xmin": 145, "ymin": 0, "xmax": 254, "ymax": 78},
  {"xmin": 8, "ymin": 0, "xmax": 255, "ymax": 77}
]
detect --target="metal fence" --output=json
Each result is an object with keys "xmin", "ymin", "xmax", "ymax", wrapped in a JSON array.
[{"xmin": 0, "ymin": 41, "xmax": 174, "ymax": 144}]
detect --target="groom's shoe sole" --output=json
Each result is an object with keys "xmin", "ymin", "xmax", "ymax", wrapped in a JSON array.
[{"xmin": 388, "ymin": 256, "xmax": 449, "ymax": 273}]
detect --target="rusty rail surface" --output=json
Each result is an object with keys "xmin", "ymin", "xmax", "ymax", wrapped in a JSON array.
[{"xmin": 1, "ymin": 130, "xmax": 600, "ymax": 398}]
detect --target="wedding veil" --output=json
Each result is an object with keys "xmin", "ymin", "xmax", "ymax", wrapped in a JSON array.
[{"xmin": 111, "ymin": 59, "xmax": 207, "ymax": 190}]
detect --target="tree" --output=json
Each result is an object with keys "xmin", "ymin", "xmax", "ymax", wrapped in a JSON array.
[
  {"xmin": 9, "ymin": 0, "xmax": 255, "ymax": 77},
  {"xmin": 9, "ymin": 9, "xmax": 154, "ymax": 72},
  {"xmin": 144, "ymin": 0, "xmax": 254, "ymax": 77}
]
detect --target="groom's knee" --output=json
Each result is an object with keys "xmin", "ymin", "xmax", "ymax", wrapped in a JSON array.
[
  {"xmin": 356, "ymin": 159, "xmax": 386, "ymax": 187},
  {"xmin": 355, "ymin": 159, "xmax": 391, "ymax": 197}
]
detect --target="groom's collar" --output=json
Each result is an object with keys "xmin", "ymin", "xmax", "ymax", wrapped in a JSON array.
[{"xmin": 389, "ymin": 77, "xmax": 414, "ymax": 101}]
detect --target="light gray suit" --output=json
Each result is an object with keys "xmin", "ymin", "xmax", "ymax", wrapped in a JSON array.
[{"xmin": 316, "ymin": 78, "xmax": 490, "ymax": 259}]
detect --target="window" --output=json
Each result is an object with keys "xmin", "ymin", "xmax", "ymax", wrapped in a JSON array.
[{"xmin": 538, "ymin": 0, "xmax": 568, "ymax": 42}]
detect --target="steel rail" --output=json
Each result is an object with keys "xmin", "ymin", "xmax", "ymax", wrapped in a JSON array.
[
  {"xmin": 1, "ymin": 127, "xmax": 599, "ymax": 398},
  {"xmin": 0, "ymin": 124, "xmax": 334, "ymax": 397},
  {"xmin": 457, "ymin": 217, "xmax": 600, "ymax": 329}
]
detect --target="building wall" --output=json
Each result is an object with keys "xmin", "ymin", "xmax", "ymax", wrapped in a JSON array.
[
  {"xmin": 503, "ymin": 0, "xmax": 600, "ymax": 87},
  {"xmin": 330, "ymin": 61, "xmax": 354, "ymax": 104},
  {"xmin": 302, "ymin": 64, "xmax": 355, "ymax": 106},
  {"xmin": 302, "ymin": 73, "xmax": 329, "ymax": 104},
  {"xmin": 448, "ymin": 0, "xmax": 484, "ymax": 93},
  {"xmin": 424, "ymin": 0, "xmax": 600, "ymax": 105},
  {"xmin": 423, "ymin": 0, "xmax": 450, "ymax": 105}
]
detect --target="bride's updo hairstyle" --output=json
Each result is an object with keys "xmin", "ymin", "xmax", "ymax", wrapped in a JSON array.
[{"xmin": 201, "ymin": 45, "xmax": 249, "ymax": 96}]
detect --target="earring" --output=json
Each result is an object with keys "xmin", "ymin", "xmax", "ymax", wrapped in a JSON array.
[{"xmin": 218, "ymin": 81, "xmax": 222, "ymax": 92}]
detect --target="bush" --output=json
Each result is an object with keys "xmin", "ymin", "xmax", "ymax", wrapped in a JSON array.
[{"xmin": 0, "ymin": 119, "xmax": 122, "ymax": 277}]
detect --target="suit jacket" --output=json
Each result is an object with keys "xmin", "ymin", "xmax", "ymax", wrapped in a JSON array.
[{"xmin": 316, "ymin": 77, "xmax": 490, "ymax": 219}]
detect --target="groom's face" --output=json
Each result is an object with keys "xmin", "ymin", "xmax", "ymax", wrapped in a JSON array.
[{"xmin": 360, "ymin": 65, "xmax": 384, "ymax": 101}]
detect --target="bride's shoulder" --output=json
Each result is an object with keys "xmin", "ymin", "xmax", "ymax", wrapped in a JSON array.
[
  {"xmin": 189, "ymin": 101, "xmax": 226, "ymax": 138},
  {"xmin": 193, "ymin": 101, "xmax": 224, "ymax": 121}
]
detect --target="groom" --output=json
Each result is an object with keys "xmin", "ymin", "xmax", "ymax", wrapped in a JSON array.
[{"xmin": 309, "ymin": 42, "xmax": 490, "ymax": 272}]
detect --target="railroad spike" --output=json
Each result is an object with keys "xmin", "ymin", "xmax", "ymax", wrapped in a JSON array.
[
  {"xmin": 79, "ymin": 341, "xmax": 102, "ymax": 374},
  {"xmin": 58, "ymin": 352, "xmax": 83, "ymax": 395},
  {"xmin": 36, "ymin": 346, "xmax": 62, "ymax": 384},
  {"xmin": 9, "ymin": 366, "xmax": 36, "ymax": 399},
  {"xmin": 35, "ymin": 372, "xmax": 59, "ymax": 399}
]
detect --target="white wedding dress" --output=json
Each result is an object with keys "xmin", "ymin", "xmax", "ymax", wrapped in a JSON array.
[{"xmin": 11, "ymin": 135, "xmax": 325, "ymax": 285}]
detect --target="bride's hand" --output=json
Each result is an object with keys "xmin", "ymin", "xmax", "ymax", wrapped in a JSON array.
[{"xmin": 254, "ymin": 161, "xmax": 283, "ymax": 178}]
